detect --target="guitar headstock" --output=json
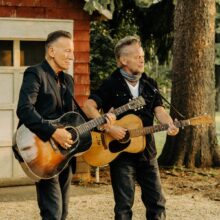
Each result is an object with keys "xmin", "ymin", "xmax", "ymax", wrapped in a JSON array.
[
  {"xmin": 128, "ymin": 96, "xmax": 146, "ymax": 111},
  {"xmin": 189, "ymin": 114, "xmax": 214, "ymax": 126}
]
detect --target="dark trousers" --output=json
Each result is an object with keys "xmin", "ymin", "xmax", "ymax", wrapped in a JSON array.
[
  {"xmin": 35, "ymin": 165, "xmax": 72, "ymax": 220},
  {"xmin": 110, "ymin": 157, "xmax": 166, "ymax": 220}
]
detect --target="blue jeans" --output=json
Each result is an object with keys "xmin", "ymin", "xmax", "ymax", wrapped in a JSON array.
[
  {"xmin": 110, "ymin": 156, "xmax": 166, "ymax": 220},
  {"xmin": 35, "ymin": 165, "xmax": 72, "ymax": 220}
]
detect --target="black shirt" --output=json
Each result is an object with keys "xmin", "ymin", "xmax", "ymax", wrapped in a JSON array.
[
  {"xmin": 17, "ymin": 59, "xmax": 75, "ymax": 141},
  {"xmin": 89, "ymin": 68, "xmax": 163, "ymax": 161}
]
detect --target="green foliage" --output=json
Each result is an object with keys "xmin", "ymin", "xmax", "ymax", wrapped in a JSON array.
[
  {"xmin": 135, "ymin": 0, "xmax": 163, "ymax": 8},
  {"xmin": 135, "ymin": 0, "xmax": 174, "ymax": 63},
  {"xmin": 89, "ymin": 0, "xmax": 174, "ymax": 91},
  {"xmin": 83, "ymin": 0, "xmax": 115, "ymax": 16},
  {"xmin": 90, "ymin": 9, "xmax": 139, "ymax": 91},
  {"xmin": 83, "ymin": 0, "xmax": 163, "ymax": 17},
  {"xmin": 145, "ymin": 59, "xmax": 172, "ymax": 104},
  {"xmin": 90, "ymin": 22, "xmax": 116, "ymax": 90}
]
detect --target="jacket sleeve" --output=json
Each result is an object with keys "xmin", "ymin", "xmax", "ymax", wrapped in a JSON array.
[{"xmin": 16, "ymin": 67, "xmax": 56, "ymax": 141}]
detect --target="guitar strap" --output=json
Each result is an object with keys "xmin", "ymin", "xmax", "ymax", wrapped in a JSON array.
[
  {"xmin": 63, "ymin": 78, "xmax": 89, "ymax": 122},
  {"xmin": 71, "ymin": 95, "xmax": 89, "ymax": 122},
  {"xmin": 144, "ymin": 79, "xmax": 185, "ymax": 119}
]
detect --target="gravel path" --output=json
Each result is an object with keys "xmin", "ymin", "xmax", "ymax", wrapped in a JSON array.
[{"xmin": 0, "ymin": 184, "xmax": 219, "ymax": 220}]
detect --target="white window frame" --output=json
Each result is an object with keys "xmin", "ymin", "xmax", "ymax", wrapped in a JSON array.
[{"xmin": 0, "ymin": 18, "xmax": 73, "ymax": 178}]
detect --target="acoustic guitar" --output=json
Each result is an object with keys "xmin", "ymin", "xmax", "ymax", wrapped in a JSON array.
[
  {"xmin": 15, "ymin": 96, "xmax": 145, "ymax": 181},
  {"xmin": 82, "ymin": 114, "xmax": 214, "ymax": 167}
]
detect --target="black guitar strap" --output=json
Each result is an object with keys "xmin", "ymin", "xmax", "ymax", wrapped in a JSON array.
[
  {"xmin": 145, "ymin": 79, "xmax": 185, "ymax": 119},
  {"xmin": 72, "ymin": 95, "xmax": 89, "ymax": 122},
  {"xmin": 63, "ymin": 78, "xmax": 89, "ymax": 122}
]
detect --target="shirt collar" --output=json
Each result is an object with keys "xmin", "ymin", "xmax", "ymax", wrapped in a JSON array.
[{"xmin": 41, "ymin": 59, "xmax": 65, "ymax": 83}]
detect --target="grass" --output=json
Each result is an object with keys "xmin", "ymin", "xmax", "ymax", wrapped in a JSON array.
[{"xmin": 154, "ymin": 112, "xmax": 220, "ymax": 157}]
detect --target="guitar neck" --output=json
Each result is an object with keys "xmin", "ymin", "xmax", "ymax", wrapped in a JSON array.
[
  {"xmin": 129, "ymin": 119, "xmax": 191, "ymax": 137},
  {"xmin": 76, "ymin": 103, "xmax": 134, "ymax": 135}
]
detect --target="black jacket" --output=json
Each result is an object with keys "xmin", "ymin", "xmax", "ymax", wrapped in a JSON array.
[
  {"xmin": 17, "ymin": 60, "xmax": 75, "ymax": 141},
  {"xmin": 16, "ymin": 60, "xmax": 76, "ymax": 170},
  {"xmin": 89, "ymin": 68, "xmax": 163, "ymax": 160}
]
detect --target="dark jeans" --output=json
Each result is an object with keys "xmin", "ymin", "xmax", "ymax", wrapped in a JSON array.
[
  {"xmin": 110, "ymin": 156, "xmax": 166, "ymax": 220},
  {"xmin": 35, "ymin": 165, "xmax": 72, "ymax": 220}
]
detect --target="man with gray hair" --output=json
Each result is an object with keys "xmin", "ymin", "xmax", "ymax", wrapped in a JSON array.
[{"xmin": 83, "ymin": 35, "xmax": 179, "ymax": 219}]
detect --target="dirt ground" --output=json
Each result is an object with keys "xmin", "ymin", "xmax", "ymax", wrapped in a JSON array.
[{"xmin": 0, "ymin": 167, "xmax": 220, "ymax": 220}]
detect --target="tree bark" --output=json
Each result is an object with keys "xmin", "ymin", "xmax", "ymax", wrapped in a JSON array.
[{"xmin": 158, "ymin": 0, "xmax": 220, "ymax": 168}]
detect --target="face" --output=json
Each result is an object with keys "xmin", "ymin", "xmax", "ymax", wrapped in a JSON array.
[
  {"xmin": 119, "ymin": 43, "xmax": 145, "ymax": 75},
  {"xmin": 48, "ymin": 37, "xmax": 74, "ymax": 73}
]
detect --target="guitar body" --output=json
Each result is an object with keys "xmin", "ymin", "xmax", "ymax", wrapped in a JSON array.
[
  {"xmin": 16, "ymin": 111, "xmax": 91, "ymax": 181},
  {"xmin": 83, "ymin": 114, "xmax": 146, "ymax": 167},
  {"xmin": 15, "ymin": 96, "xmax": 147, "ymax": 180},
  {"xmin": 83, "ymin": 113, "xmax": 214, "ymax": 167}
]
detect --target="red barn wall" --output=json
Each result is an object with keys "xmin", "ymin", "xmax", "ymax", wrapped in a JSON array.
[
  {"xmin": 0, "ymin": 0, "xmax": 90, "ymax": 106},
  {"xmin": 0, "ymin": 0, "xmax": 91, "ymax": 181}
]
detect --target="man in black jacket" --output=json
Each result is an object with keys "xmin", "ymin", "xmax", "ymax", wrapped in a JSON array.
[
  {"xmin": 16, "ymin": 30, "xmax": 114, "ymax": 220},
  {"xmin": 83, "ymin": 35, "xmax": 179, "ymax": 220}
]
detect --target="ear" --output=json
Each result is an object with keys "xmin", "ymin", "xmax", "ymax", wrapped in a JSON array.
[
  {"xmin": 118, "ymin": 55, "xmax": 128, "ymax": 66},
  {"xmin": 47, "ymin": 46, "xmax": 55, "ymax": 58}
]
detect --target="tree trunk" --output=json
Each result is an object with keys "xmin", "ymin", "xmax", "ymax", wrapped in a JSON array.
[{"xmin": 158, "ymin": 0, "xmax": 220, "ymax": 168}]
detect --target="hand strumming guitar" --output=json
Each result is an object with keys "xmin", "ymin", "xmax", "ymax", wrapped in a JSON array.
[
  {"xmin": 52, "ymin": 128, "xmax": 73, "ymax": 149},
  {"xmin": 105, "ymin": 125, "xmax": 127, "ymax": 141}
]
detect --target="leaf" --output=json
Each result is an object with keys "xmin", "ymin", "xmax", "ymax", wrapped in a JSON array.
[{"xmin": 135, "ymin": 0, "xmax": 163, "ymax": 8}]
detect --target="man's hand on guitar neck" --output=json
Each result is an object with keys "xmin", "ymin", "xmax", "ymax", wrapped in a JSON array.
[
  {"xmin": 52, "ymin": 128, "xmax": 73, "ymax": 149},
  {"xmin": 97, "ymin": 112, "xmax": 117, "ymax": 132},
  {"xmin": 82, "ymin": 99, "xmax": 116, "ymax": 132},
  {"xmin": 154, "ymin": 106, "xmax": 179, "ymax": 136},
  {"xmin": 167, "ymin": 119, "xmax": 179, "ymax": 136}
]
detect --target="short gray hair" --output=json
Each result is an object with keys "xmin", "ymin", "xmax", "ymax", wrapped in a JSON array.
[
  {"xmin": 45, "ymin": 30, "xmax": 72, "ymax": 49},
  {"xmin": 114, "ymin": 35, "xmax": 141, "ymax": 60}
]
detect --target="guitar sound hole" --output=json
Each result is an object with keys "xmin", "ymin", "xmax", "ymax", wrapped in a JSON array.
[
  {"xmin": 109, "ymin": 139, "xmax": 131, "ymax": 153},
  {"xmin": 66, "ymin": 127, "xmax": 78, "ymax": 144},
  {"xmin": 109, "ymin": 131, "xmax": 131, "ymax": 153}
]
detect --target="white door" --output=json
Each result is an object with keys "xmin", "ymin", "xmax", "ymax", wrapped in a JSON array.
[{"xmin": 0, "ymin": 18, "xmax": 73, "ymax": 179}]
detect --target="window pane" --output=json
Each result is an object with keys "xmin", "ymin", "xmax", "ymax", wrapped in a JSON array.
[
  {"xmin": 20, "ymin": 41, "xmax": 45, "ymax": 66},
  {"xmin": 0, "ymin": 40, "xmax": 13, "ymax": 66},
  {"xmin": 0, "ymin": 73, "xmax": 13, "ymax": 103},
  {"xmin": 0, "ymin": 110, "xmax": 13, "ymax": 144}
]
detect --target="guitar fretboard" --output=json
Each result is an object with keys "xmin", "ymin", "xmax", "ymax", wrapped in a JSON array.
[
  {"xmin": 129, "ymin": 119, "xmax": 191, "ymax": 137},
  {"xmin": 76, "ymin": 100, "xmax": 142, "ymax": 135}
]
